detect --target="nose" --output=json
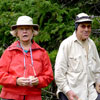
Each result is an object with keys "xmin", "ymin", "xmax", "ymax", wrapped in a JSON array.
[
  {"xmin": 23, "ymin": 28, "xmax": 27, "ymax": 32},
  {"xmin": 85, "ymin": 27, "xmax": 88, "ymax": 31}
]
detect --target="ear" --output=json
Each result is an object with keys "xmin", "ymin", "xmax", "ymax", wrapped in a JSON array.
[
  {"xmin": 33, "ymin": 30, "xmax": 39, "ymax": 36},
  {"xmin": 10, "ymin": 30, "xmax": 17, "ymax": 37}
]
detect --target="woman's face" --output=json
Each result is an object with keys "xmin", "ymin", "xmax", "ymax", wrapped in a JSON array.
[{"xmin": 17, "ymin": 25, "xmax": 33, "ymax": 43}]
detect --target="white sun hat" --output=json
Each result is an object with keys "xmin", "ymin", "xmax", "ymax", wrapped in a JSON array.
[
  {"xmin": 10, "ymin": 16, "xmax": 39, "ymax": 37},
  {"xmin": 75, "ymin": 13, "xmax": 92, "ymax": 23}
]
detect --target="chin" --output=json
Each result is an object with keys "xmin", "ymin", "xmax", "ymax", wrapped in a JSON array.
[
  {"xmin": 82, "ymin": 38, "xmax": 88, "ymax": 41},
  {"xmin": 22, "ymin": 40, "xmax": 30, "ymax": 42},
  {"xmin": 84, "ymin": 36, "xmax": 89, "ymax": 39}
]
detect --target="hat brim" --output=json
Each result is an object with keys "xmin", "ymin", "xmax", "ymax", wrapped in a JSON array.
[{"xmin": 11, "ymin": 24, "xmax": 39, "ymax": 31}]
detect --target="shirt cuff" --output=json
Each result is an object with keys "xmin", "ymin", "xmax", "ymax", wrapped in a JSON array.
[{"xmin": 63, "ymin": 86, "xmax": 71, "ymax": 94}]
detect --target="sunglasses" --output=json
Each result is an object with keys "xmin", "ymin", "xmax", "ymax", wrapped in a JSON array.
[{"xmin": 80, "ymin": 24, "xmax": 91, "ymax": 29}]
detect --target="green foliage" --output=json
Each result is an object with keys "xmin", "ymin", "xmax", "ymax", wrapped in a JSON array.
[
  {"xmin": 33, "ymin": 1, "xmax": 80, "ymax": 52},
  {"xmin": 0, "ymin": 0, "xmax": 100, "ymax": 99},
  {"xmin": 92, "ymin": 17, "xmax": 100, "ymax": 29},
  {"xmin": 0, "ymin": 0, "xmax": 80, "ymax": 57},
  {"xmin": 91, "ymin": 17, "xmax": 100, "ymax": 52}
]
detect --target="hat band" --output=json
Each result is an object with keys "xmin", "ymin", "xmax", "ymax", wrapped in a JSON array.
[{"xmin": 75, "ymin": 16, "xmax": 91, "ymax": 21}]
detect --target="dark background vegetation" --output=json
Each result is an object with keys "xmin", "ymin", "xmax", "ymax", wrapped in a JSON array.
[{"xmin": 0, "ymin": 0, "xmax": 100, "ymax": 100}]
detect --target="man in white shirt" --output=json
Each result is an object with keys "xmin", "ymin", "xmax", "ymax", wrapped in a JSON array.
[{"xmin": 55, "ymin": 13, "xmax": 100, "ymax": 100}]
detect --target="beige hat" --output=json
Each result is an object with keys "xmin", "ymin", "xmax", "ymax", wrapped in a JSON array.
[
  {"xmin": 75, "ymin": 13, "xmax": 92, "ymax": 23},
  {"xmin": 10, "ymin": 16, "xmax": 39, "ymax": 37}
]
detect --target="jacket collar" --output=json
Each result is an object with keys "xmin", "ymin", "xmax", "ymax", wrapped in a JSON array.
[{"xmin": 8, "ymin": 40, "xmax": 43, "ymax": 51}]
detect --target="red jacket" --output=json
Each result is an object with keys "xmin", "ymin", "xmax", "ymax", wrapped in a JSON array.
[{"xmin": 0, "ymin": 40, "xmax": 53, "ymax": 100}]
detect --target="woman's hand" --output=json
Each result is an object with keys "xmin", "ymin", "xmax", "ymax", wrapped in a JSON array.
[
  {"xmin": 16, "ymin": 76, "xmax": 39, "ymax": 87},
  {"xmin": 16, "ymin": 77, "xmax": 30, "ymax": 86},
  {"xmin": 29, "ymin": 76, "xmax": 39, "ymax": 86}
]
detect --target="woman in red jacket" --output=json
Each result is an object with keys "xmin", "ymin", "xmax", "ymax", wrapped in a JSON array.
[{"xmin": 0, "ymin": 16, "xmax": 53, "ymax": 100}]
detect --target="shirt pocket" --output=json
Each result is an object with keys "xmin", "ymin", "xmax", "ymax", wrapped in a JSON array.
[
  {"xmin": 68, "ymin": 55, "xmax": 83, "ymax": 72},
  {"xmin": 88, "ymin": 56, "xmax": 96, "ymax": 72}
]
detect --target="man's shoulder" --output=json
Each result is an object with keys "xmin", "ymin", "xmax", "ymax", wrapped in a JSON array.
[
  {"xmin": 88, "ymin": 38, "xmax": 95, "ymax": 45},
  {"xmin": 61, "ymin": 35, "xmax": 74, "ymax": 44},
  {"xmin": 58, "ymin": 35, "xmax": 74, "ymax": 50}
]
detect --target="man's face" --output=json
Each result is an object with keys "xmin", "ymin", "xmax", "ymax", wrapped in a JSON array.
[{"xmin": 76, "ymin": 22, "xmax": 91, "ymax": 41}]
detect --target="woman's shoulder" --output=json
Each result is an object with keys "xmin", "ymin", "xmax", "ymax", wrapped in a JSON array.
[
  {"xmin": 32, "ymin": 41, "xmax": 46, "ymax": 51},
  {"xmin": 7, "ymin": 41, "xmax": 20, "ymax": 50}
]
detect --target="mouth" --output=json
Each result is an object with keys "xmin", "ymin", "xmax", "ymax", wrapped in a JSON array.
[
  {"xmin": 85, "ymin": 34, "xmax": 89, "ymax": 36},
  {"xmin": 84, "ymin": 34, "xmax": 89, "ymax": 36},
  {"xmin": 83, "ymin": 32, "xmax": 89, "ymax": 36},
  {"xmin": 23, "ymin": 35, "xmax": 28, "ymax": 38}
]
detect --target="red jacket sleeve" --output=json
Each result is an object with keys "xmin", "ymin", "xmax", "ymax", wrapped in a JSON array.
[
  {"xmin": 37, "ymin": 50, "xmax": 54, "ymax": 88},
  {"xmin": 0, "ymin": 49, "xmax": 17, "ymax": 86}
]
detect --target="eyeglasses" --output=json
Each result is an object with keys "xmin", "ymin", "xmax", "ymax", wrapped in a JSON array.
[{"xmin": 80, "ymin": 24, "xmax": 91, "ymax": 29}]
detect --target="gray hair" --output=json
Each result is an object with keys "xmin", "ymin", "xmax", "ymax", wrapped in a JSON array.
[{"xmin": 10, "ymin": 28, "xmax": 39, "ymax": 37}]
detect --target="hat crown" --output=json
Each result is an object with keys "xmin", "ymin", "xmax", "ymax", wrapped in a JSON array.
[
  {"xmin": 10, "ymin": 16, "xmax": 39, "ymax": 37},
  {"xmin": 77, "ymin": 13, "xmax": 88, "ymax": 18},
  {"xmin": 75, "ymin": 13, "xmax": 92, "ymax": 23},
  {"xmin": 16, "ymin": 16, "xmax": 34, "ymax": 25}
]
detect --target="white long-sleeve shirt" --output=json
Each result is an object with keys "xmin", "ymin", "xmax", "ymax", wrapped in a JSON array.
[{"xmin": 55, "ymin": 31, "xmax": 100, "ymax": 100}]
